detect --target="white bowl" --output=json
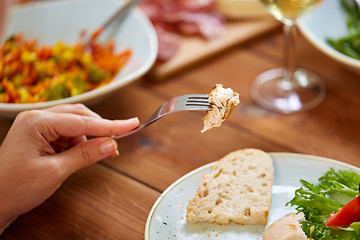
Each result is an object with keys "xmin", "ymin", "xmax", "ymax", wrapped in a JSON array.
[
  {"xmin": 297, "ymin": 0, "xmax": 360, "ymax": 71},
  {"xmin": 0, "ymin": 0, "xmax": 158, "ymax": 118}
]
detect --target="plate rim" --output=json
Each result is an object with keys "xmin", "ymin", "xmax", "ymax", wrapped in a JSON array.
[
  {"xmin": 297, "ymin": 20, "xmax": 360, "ymax": 69},
  {"xmin": 144, "ymin": 152, "xmax": 360, "ymax": 239}
]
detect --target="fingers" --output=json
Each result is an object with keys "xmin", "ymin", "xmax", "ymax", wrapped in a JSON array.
[
  {"xmin": 43, "ymin": 103, "xmax": 101, "ymax": 118},
  {"xmin": 54, "ymin": 137, "xmax": 119, "ymax": 176},
  {"xmin": 52, "ymin": 136, "xmax": 88, "ymax": 146},
  {"xmin": 30, "ymin": 111, "xmax": 139, "ymax": 142},
  {"xmin": 44, "ymin": 104, "xmax": 97, "ymax": 151},
  {"xmin": 48, "ymin": 114, "xmax": 139, "ymax": 139},
  {"xmin": 69, "ymin": 136, "xmax": 87, "ymax": 146},
  {"xmin": 50, "ymin": 136, "xmax": 87, "ymax": 153}
]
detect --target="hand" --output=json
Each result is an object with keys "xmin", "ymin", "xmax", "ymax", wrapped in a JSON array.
[{"xmin": 0, "ymin": 104, "xmax": 139, "ymax": 233}]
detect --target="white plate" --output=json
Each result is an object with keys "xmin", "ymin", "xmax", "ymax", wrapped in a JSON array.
[
  {"xmin": 0, "ymin": 0, "xmax": 157, "ymax": 118},
  {"xmin": 145, "ymin": 152, "xmax": 360, "ymax": 239}
]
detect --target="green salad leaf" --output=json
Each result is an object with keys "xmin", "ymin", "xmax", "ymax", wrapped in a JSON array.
[
  {"xmin": 287, "ymin": 168, "xmax": 360, "ymax": 239},
  {"xmin": 328, "ymin": 0, "xmax": 360, "ymax": 59}
]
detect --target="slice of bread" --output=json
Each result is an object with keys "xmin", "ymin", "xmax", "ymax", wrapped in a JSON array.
[{"xmin": 186, "ymin": 148, "xmax": 273, "ymax": 225}]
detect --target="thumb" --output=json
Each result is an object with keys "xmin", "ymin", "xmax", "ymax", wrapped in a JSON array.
[{"xmin": 55, "ymin": 137, "xmax": 118, "ymax": 177}]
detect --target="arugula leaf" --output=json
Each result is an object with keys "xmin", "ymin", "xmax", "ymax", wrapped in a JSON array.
[
  {"xmin": 287, "ymin": 168, "xmax": 360, "ymax": 240},
  {"xmin": 327, "ymin": 0, "xmax": 360, "ymax": 59}
]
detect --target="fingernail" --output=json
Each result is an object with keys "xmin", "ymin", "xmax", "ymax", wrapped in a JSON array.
[
  {"xmin": 127, "ymin": 117, "xmax": 139, "ymax": 122},
  {"xmin": 100, "ymin": 139, "xmax": 119, "ymax": 157}
]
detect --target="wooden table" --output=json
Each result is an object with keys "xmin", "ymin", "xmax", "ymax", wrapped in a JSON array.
[{"xmin": 1, "ymin": 20, "xmax": 360, "ymax": 239}]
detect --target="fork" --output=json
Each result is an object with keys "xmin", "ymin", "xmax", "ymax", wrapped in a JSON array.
[
  {"xmin": 112, "ymin": 94, "xmax": 212, "ymax": 139},
  {"xmin": 85, "ymin": 0, "xmax": 142, "ymax": 46}
]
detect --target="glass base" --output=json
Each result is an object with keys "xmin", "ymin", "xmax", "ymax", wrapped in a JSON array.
[{"xmin": 251, "ymin": 68, "xmax": 326, "ymax": 114}]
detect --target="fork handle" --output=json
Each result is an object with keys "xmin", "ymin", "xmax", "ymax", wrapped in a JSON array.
[
  {"xmin": 111, "ymin": 125, "xmax": 144, "ymax": 139},
  {"xmin": 87, "ymin": 0, "xmax": 142, "ymax": 45},
  {"xmin": 101, "ymin": 0, "xmax": 142, "ymax": 30}
]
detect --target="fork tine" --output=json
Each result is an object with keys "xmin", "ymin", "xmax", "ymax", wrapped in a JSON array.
[
  {"xmin": 186, "ymin": 99, "xmax": 209, "ymax": 104},
  {"xmin": 186, "ymin": 103, "xmax": 211, "ymax": 107},
  {"xmin": 186, "ymin": 94, "xmax": 209, "ymax": 99},
  {"xmin": 182, "ymin": 94, "xmax": 211, "ymax": 108},
  {"xmin": 180, "ymin": 95, "xmax": 211, "ymax": 110}
]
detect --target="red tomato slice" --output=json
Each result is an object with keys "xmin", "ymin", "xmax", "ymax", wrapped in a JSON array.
[{"xmin": 325, "ymin": 195, "xmax": 360, "ymax": 227}]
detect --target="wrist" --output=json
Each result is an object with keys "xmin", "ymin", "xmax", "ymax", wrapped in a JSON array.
[
  {"xmin": 0, "ymin": 215, "xmax": 17, "ymax": 235},
  {"xmin": 0, "ymin": 222, "xmax": 7, "ymax": 235},
  {"xmin": 0, "ymin": 203, "xmax": 15, "ymax": 235},
  {"xmin": 0, "ymin": 220, "xmax": 10, "ymax": 235}
]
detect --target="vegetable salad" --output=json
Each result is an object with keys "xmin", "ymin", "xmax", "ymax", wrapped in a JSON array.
[
  {"xmin": 287, "ymin": 168, "xmax": 360, "ymax": 239},
  {"xmin": 0, "ymin": 33, "xmax": 131, "ymax": 103}
]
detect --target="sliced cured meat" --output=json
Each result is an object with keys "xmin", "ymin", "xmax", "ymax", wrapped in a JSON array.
[
  {"xmin": 154, "ymin": 24, "xmax": 179, "ymax": 62},
  {"xmin": 138, "ymin": 0, "xmax": 226, "ymax": 61}
]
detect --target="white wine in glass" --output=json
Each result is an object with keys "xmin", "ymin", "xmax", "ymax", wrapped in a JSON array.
[{"xmin": 251, "ymin": 0, "xmax": 326, "ymax": 113}]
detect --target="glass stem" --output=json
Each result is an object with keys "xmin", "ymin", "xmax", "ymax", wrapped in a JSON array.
[{"xmin": 282, "ymin": 21, "xmax": 296, "ymax": 90}]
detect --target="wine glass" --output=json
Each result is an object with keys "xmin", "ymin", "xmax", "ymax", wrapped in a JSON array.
[{"xmin": 251, "ymin": 0, "xmax": 326, "ymax": 114}]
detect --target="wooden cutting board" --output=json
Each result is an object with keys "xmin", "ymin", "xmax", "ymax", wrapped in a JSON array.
[{"xmin": 146, "ymin": 17, "xmax": 281, "ymax": 82}]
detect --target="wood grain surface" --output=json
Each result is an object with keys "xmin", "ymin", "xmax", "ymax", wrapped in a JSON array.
[
  {"xmin": 1, "ymin": 14, "xmax": 360, "ymax": 240},
  {"xmin": 147, "ymin": 17, "xmax": 281, "ymax": 81}
]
